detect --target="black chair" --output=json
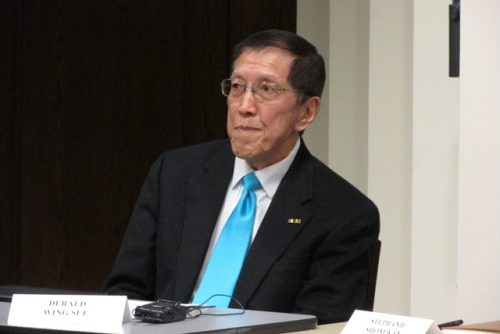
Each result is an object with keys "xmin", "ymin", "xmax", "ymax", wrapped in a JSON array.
[{"xmin": 364, "ymin": 239, "xmax": 381, "ymax": 311}]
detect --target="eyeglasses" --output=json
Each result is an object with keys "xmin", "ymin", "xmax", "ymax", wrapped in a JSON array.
[{"xmin": 221, "ymin": 79, "xmax": 300, "ymax": 101}]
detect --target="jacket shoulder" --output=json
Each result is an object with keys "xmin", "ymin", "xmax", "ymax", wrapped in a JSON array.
[
  {"xmin": 309, "ymin": 155, "xmax": 378, "ymax": 213},
  {"xmin": 155, "ymin": 139, "xmax": 231, "ymax": 168}
]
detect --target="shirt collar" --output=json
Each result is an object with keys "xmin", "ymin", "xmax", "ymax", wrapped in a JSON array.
[{"xmin": 230, "ymin": 139, "xmax": 301, "ymax": 199}]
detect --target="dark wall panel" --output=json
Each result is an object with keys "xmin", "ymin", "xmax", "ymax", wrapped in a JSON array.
[
  {"xmin": 182, "ymin": 1, "xmax": 230, "ymax": 144},
  {"xmin": 0, "ymin": 0, "xmax": 296, "ymax": 291},
  {"xmin": 229, "ymin": 1, "xmax": 297, "ymax": 46},
  {"xmin": 0, "ymin": 0, "xmax": 23, "ymax": 285}
]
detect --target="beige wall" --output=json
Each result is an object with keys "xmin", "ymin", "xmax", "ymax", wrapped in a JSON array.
[
  {"xmin": 368, "ymin": 0, "xmax": 415, "ymax": 316},
  {"xmin": 457, "ymin": 0, "xmax": 500, "ymax": 322},
  {"xmin": 299, "ymin": 0, "xmax": 414, "ymax": 317},
  {"xmin": 411, "ymin": 0, "xmax": 459, "ymax": 322},
  {"xmin": 298, "ymin": 0, "xmax": 330, "ymax": 166},
  {"xmin": 299, "ymin": 0, "xmax": 500, "ymax": 323}
]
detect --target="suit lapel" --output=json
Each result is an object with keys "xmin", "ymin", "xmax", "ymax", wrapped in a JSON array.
[
  {"xmin": 174, "ymin": 144, "xmax": 234, "ymax": 302},
  {"xmin": 232, "ymin": 142, "xmax": 315, "ymax": 306}
]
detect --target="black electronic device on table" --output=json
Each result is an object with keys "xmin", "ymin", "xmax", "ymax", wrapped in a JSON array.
[{"xmin": 132, "ymin": 299, "xmax": 189, "ymax": 324}]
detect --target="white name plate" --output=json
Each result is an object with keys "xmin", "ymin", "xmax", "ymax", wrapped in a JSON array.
[
  {"xmin": 8, "ymin": 294, "xmax": 131, "ymax": 334},
  {"xmin": 342, "ymin": 310, "xmax": 441, "ymax": 334}
]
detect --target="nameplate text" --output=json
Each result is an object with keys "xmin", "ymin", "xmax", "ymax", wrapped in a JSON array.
[
  {"xmin": 8, "ymin": 294, "xmax": 130, "ymax": 334},
  {"xmin": 342, "ymin": 310, "xmax": 441, "ymax": 334}
]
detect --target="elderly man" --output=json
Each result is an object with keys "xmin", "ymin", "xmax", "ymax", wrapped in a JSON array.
[{"xmin": 105, "ymin": 29, "xmax": 379, "ymax": 324}]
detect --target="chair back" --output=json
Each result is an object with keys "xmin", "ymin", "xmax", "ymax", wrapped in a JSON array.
[{"xmin": 364, "ymin": 239, "xmax": 381, "ymax": 311}]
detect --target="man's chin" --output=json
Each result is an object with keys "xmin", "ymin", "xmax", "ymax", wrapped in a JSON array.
[
  {"xmin": 230, "ymin": 140, "xmax": 255, "ymax": 158},
  {"xmin": 231, "ymin": 147, "xmax": 253, "ymax": 160}
]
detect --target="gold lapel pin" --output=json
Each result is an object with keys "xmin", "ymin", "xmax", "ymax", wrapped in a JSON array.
[{"xmin": 287, "ymin": 218, "xmax": 302, "ymax": 224}]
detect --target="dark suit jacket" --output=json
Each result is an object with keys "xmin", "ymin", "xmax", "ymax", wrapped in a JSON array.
[{"xmin": 104, "ymin": 139, "xmax": 380, "ymax": 324}]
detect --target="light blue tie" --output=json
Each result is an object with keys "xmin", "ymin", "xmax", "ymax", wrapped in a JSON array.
[{"xmin": 192, "ymin": 172, "xmax": 261, "ymax": 307}]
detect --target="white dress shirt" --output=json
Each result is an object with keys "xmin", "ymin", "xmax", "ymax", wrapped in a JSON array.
[{"xmin": 191, "ymin": 139, "xmax": 301, "ymax": 299}]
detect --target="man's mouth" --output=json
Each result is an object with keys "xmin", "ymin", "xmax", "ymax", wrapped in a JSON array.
[{"xmin": 235, "ymin": 125, "xmax": 259, "ymax": 131}]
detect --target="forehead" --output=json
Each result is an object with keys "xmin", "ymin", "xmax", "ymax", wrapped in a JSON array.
[{"xmin": 232, "ymin": 47, "xmax": 295, "ymax": 82}]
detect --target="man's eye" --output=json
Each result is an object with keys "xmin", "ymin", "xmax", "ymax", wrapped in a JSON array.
[
  {"xmin": 231, "ymin": 82, "xmax": 244, "ymax": 91},
  {"xmin": 260, "ymin": 83, "xmax": 276, "ymax": 93}
]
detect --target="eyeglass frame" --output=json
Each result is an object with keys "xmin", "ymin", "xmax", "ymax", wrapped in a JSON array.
[{"xmin": 220, "ymin": 78, "xmax": 303, "ymax": 102}]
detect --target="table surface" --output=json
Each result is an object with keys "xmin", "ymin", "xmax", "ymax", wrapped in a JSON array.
[
  {"xmin": 290, "ymin": 322, "xmax": 345, "ymax": 334},
  {"xmin": 0, "ymin": 300, "xmax": 319, "ymax": 334}
]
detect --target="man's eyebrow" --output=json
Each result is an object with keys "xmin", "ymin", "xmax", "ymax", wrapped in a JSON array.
[
  {"xmin": 258, "ymin": 76, "xmax": 278, "ymax": 83},
  {"xmin": 230, "ymin": 74, "xmax": 244, "ymax": 80},
  {"xmin": 230, "ymin": 74, "xmax": 279, "ymax": 84}
]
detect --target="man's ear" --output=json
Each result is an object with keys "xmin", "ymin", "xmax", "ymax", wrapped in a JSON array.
[{"xmin": 296, "ymin": 96, "xmax": 320, "ymax": 133}]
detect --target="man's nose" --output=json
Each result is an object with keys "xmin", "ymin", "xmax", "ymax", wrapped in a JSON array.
[{"xmin": 237, "ymin": 87, "xmax": 258, "ymax": 114}]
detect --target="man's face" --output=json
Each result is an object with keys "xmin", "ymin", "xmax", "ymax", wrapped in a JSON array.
[{"xmin": 227, "ymin": 47, "xmax": 318, "ymax": 170}]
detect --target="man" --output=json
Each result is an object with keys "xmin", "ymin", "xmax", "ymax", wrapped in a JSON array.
[{"xmin": 104, "ymin": 29, "xmax": 379, "ymax": 324}]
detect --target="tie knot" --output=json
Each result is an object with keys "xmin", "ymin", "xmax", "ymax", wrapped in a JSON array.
[{"xmin": 242, "ymin": 172, "xmax": 261, "ymax": 192}]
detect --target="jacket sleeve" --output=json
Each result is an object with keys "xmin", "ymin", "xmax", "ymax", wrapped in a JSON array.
[
  {"xmin": 292, "ymin": 201, "xmax": 380, "ymax": 324},
  {"xmin": 103, "ymin": 154, "xmax": 165, "ymax": 300}
]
